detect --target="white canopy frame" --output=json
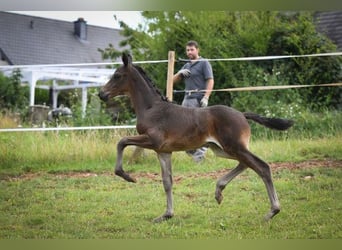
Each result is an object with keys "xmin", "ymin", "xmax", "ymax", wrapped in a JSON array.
[{"xmin": 16, "ymin": 67, "xmax": 114, "ymax": 116}]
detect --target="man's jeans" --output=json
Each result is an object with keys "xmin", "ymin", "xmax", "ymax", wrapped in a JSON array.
[{"xmin": 181, "ymin": 97, "xmax": 208, "ymax": 163}]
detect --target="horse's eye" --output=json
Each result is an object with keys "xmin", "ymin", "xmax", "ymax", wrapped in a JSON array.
[{"xmin": 113, "ymin": 73, "xmax": 121, "ymax": 80}]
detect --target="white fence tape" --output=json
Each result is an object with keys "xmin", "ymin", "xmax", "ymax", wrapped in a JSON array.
[
  {"xmin": 0, "ymin": 60, "xmax": 169, "ymax": 70},
  {"xmin": 1, "ymin": 52, "xmax": 341, "ymax": 69},
  {"xmin": 0, "ymin": 125, "xmax": 136, "ymax": 133},
  {"xmin": 0, "ymin": 51, "xmax": 341, "ymax": 133},
  {"xmin": 179, "ymin": 52, "xmax": 342, "ymax": 62},
  {"xmin": 174, "ymin": 83, "xmax": 342, "ymax": 94}
]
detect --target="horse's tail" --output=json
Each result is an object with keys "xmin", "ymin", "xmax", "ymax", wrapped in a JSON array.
[{"xmin": 243, "ymin": 112, "xmax": 294, "ymax": 131}]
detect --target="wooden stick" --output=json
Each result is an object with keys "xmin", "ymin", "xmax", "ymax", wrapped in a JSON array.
[{"xmin": 166, "ymin": 51, "xmax": 175, "ymax": 101}]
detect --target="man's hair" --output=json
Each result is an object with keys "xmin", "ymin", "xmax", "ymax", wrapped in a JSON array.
[{"xmin": 186, "ymin": 40, "xmax": 199, "ymax": 48}]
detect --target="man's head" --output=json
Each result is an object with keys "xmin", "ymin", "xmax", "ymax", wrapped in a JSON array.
[{"xmin": 186, "ymin": 40, "xmax": 200, "ymax": 60}]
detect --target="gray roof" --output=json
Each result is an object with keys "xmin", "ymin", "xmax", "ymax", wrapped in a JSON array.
[
  {"xmin": 0, "ymin": 11, "xmax": 125, "ymax": 65},
  {"xmin": 314, "ymin": 11, "xmax": 342, "ymax": 50}
]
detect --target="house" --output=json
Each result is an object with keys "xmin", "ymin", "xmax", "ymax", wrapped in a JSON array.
[
  {"xmin": 0, "ymin": 11, "xmax": 127, "ymax": 117},
  {"xmin": 314, "ymin": 11, "xmax": 342, "ymax": 50},
  {"xmin": 0, "ymin": 11, "xmax": 125, "ymax": 65}
]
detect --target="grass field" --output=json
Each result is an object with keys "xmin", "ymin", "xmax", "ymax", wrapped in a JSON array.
[{"xmin": 0, "ymin": 130, "xmax": 341, "ymax": 239}]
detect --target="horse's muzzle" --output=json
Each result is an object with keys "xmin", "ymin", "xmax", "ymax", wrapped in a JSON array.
[{"xmin": 98, "ymin": 91, "xmax": 108, "ymax": 102}]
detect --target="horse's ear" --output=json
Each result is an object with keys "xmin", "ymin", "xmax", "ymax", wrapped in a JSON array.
[
  {"xmin": 127, "ymin": 54, "xmax": 133, "ymax": 64},
  {"xmin": 122, "ymin": 52, "xmax": 133, "ymax": 67}
]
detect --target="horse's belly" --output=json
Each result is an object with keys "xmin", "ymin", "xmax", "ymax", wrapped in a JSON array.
[{"xmin": 158, "ymin": 134, "xmax": 210, "ymax": 152}]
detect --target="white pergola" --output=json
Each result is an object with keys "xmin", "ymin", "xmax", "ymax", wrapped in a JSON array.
[{"xmin": 14, "ymin": 67, "xmax": 115, "ymax": 115}]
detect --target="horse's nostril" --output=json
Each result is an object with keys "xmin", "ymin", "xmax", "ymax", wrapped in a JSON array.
[{"xmin": 98, "ymin": 91, "xmax": 108, "ymax": 101}]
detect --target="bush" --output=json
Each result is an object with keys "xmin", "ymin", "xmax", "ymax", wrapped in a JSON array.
[
  {"xmin": 110, "ymin": 11, "xmax": 341, "ymax": 112},
  {"xmin": 0, "ymin": 70, "xmax": 28, "ymax": 112},
  {"xmin": 249, "ymin": 107, "xmax": 342, "ymax": 140}
]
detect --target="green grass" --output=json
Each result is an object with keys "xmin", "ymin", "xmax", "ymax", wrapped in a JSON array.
[
  {"xmin": 1, "ymin": 130, "xmax": 341, "ymax": 176},
  {"xmin": 0, "ymin": 165, "xmax": 341, "ymax": 239},
  {"xmin": 0, "ymin": 130, "xmax": 341, "ymax": 239},
  {"xmin": 250, "ymin": 136, "xmax": 342, "ymax": 162}
]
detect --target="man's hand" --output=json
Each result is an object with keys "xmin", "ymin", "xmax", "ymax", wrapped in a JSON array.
[
  {"xmin": 177, "ymin": 69, "xmax": 191, "ymax": 78},
  {"xmin": 200, "ymin": 96, "xmax": 209, "ymax": 107}
]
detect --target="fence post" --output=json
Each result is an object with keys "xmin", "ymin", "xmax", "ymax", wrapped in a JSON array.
[{"xmin": 166, "ymin": 51, "xmax": 175, "ymax": 101}]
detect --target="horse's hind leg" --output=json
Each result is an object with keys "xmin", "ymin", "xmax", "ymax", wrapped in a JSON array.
[
  {"xmin": 239, "ymin": 150, "xmax": 280, "ymax": 220},
  {"xmin": 128, "ymin": 146, "xmax": 145, "ymax": 164},
  {"xmin": 215, "ymin": 163, "xmax": 247, "ymax": 204},
  {"xmin": 153, "ymin": 152, "xmax": 174, "ymax": 223}
]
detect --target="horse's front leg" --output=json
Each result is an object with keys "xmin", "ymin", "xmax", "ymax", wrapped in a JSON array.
[
  {"xmin": 153, "ymin": 152, "xmax": 174, "ymax": 223},
  {"xmin": 115, "ymin": 135, "xmax": 153, "ymax": 183}
]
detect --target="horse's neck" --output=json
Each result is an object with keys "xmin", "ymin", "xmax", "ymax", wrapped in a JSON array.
[{"xmin": 128, "ymin": 77, "xmax": 160, "ymax": 116}]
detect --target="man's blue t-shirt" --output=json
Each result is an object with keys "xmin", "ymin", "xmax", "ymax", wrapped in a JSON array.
[{"xmin": 181, "ymin": 58, "xmax": 214, "ymax": 100}]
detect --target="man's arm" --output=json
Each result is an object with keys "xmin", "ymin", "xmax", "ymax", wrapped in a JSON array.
[
  {"xmin": 173, "ymin": 72, "xmax": 183, "ymax": 84},
  {"xmin": 200, "ymin": 78, "xmax": 214, "ymax": 107},
  {"xmin": 204, "ymin": 78, "xmax": 214, "ymax": 99},
  {"xmin": 173, "ymin": 69, "xmax": 191, "ymax": 84}
]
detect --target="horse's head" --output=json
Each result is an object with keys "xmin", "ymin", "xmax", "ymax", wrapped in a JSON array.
[{"xmin": 99, "ymin": 53, "xmax": 133, "ymax": 102}]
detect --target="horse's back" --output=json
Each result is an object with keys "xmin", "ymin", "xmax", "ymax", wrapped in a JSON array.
[
  {"xmin": 208, "ymin": 104, "xmax": 241, "ymax": 114},
  {"xmin": 207, "ymin": 105, "xmax": 247, "ymax": 124}
]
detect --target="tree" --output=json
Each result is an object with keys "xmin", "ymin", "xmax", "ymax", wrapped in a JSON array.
[
  {"xmin": 99, "ymin": 11, "xmax": 341, "ymax": 115},
  {"xmin": 0, "ymin": 69, "xmax": 28, "ymax": 112},
  {"xmin": 265, "ymin": 12, "xmax": 341, "ymax": 110}
]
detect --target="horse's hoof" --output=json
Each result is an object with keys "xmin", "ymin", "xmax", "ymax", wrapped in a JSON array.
[
  {"xmin": 215, "ymin": 191, "xmax": 223, "ymax": 204},
  {"xmin": 264, "ymin": 208, "xmax": 280, "ymax": 221},
  {"xmin": 120, "ymin": 173, "xmax": 136, "ymax": 183},
  {"xmin": 152, "ymin": 213, "xmax": 173, "ymax": 223},
  {"xmin": 115, "ymin": 169, "xmax": 137, "ymax": 183},
  {"xmin": 124, "ymin": 175, "xmax": 137, "ymax": 183}
]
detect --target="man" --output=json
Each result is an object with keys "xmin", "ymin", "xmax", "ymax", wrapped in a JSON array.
[{"xmin": 173, "ymin": 40, "xmax": 214, "ymax": 162}]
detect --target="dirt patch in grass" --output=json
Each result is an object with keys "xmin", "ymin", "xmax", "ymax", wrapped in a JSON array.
[
  {"xmin": 3, "ymin": 159, "xmax": 341, "ymax": 182},
  {"xmin": 269, "ymin": 159, "xmax": 341, "ymax": 170}
]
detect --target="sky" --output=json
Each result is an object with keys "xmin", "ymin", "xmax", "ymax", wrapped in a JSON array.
[{"xmin": 9, "ymin": 11, "xmax": 144, "ymax": 29}]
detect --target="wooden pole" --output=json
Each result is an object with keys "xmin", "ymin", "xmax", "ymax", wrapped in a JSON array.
[{"xmin": 166, "ymin": 51, "xmax": 175, "ymax": 101}]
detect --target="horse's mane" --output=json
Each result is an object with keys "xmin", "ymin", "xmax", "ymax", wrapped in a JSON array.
[{"xmin": 133, "ymin": 64, "xmax": 169, "ymax": 102}]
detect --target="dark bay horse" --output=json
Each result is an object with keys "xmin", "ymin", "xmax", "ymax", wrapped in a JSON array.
[{"xmin": 99, "ymin": 53, "xmax": 294, "ymax": 223}]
